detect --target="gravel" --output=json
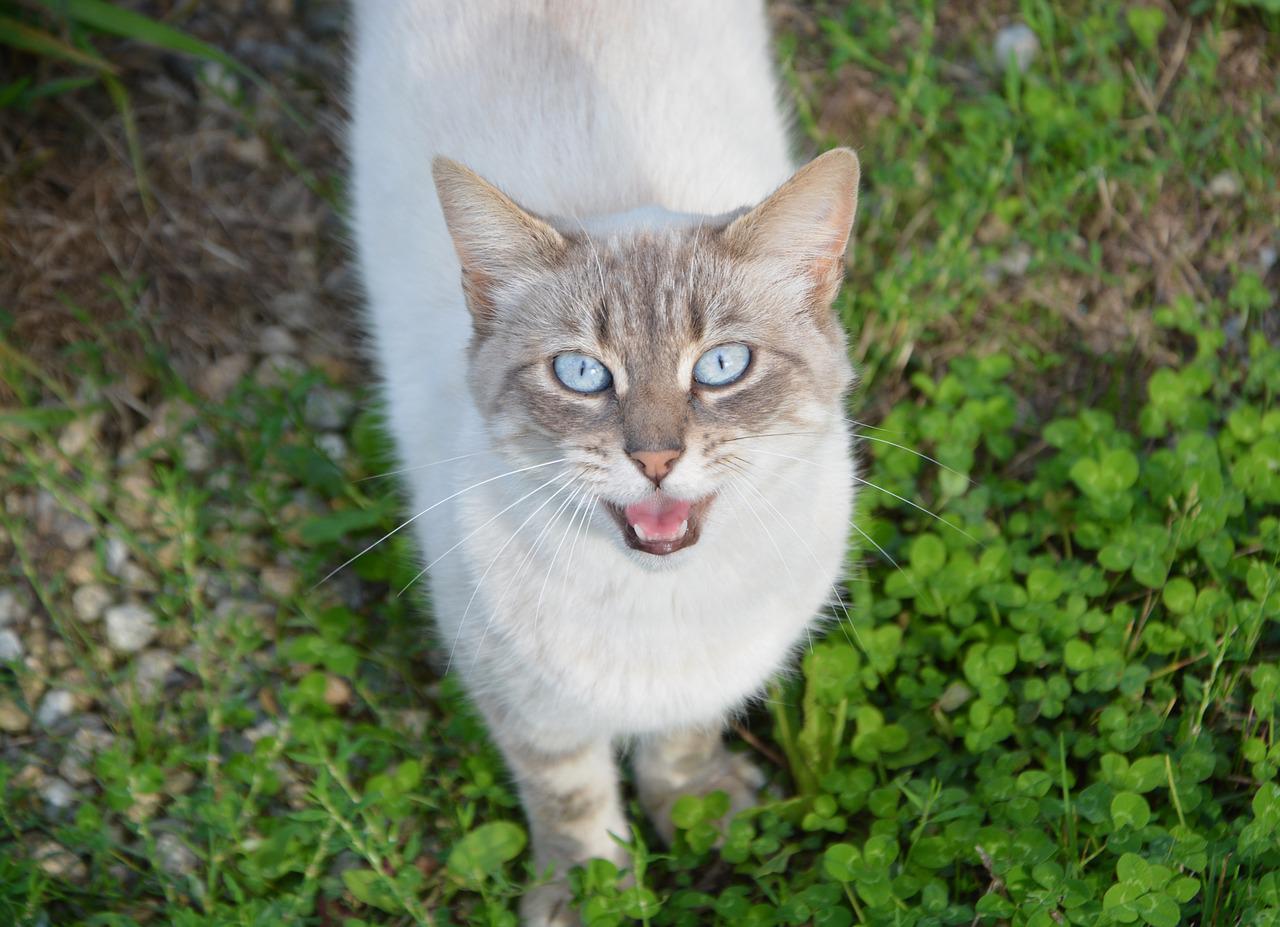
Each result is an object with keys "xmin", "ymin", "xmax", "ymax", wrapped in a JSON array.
[
  {"xmin": 0, "ymin": 588, "xmax": 21, "ymax": 626},
  {"xmin": 38, "ymin": 776, "xmax": 78, "ymax": 811},
  {"xmin": 1208, "ymin": 171, "xmax": 1241, "ymax": 199},
  {"xmin": 303, "ymin": 386, "xmax": 355, "ymax": 430},
  {"xmin": 994, "ymin": 23, "xmax": 1039, "ymax": 73},
  {"xmin": 260, "ymin": 324, "xmax": 300, "ymax": 354},
  {"xmin": 31, "ymin": 839, "xmax": 87, "ymax": 882},
  {"xmin": 105, "ymin": 603, "xmax": 159, "ymax": 653},
  {"xmin": 72, "ymin": 584, "xmax": 113, "ymax": 624},
  {"xmin": 133, "ymin": 650, "xmax": 178, "ymax": 701},
  {"xmin": 36, "ymin": 690, "xmax": 76, "ymax": 729},
  {"xmin": 156, "ymin": 833, "xmax": 199, "ymax": 877},
  {"xmin": 0, "ymin": 628, "xmax": 23, "ymax": 662},
  {"xmin": 105, "ymin": 536, "xmax": 131, "ymax": 577},
  {"xmin": 0, "ymin": 698, "xmax": 28, "ymax": 732}
]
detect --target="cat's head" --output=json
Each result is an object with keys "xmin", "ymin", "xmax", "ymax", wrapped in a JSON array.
[{"xmin": 434, "ymin": 150, "xmax": 859, "ymax": 562}]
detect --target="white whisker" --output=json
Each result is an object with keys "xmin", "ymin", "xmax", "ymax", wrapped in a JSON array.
[
  {"xmin": 395, "ymin": 469, "xmax": 573, "ymax": 598},
  {"xmin": 354, "ymin": 450, "xmax": 492, "ymax": 482},
  {"xmin": 733, "ymin": 446, "xmax": 978, "ymax": 544},
  {"xmin": 445, "ymin": 476, "xmax": 579, "ymax": 674},
  {"xmin": 727, "ymin": 459, "xmax": 867, "ymax": 654},
  {"xmin": 475, "ymin": 480, "xmax": 583, "ymax": 662},
  {"xmin": 316, "ymin": 456, "xmax": 567, "ymax": 588},
  {"xmin": 534, "ymin": 488, "xmax": 591, "ymax": 630}
]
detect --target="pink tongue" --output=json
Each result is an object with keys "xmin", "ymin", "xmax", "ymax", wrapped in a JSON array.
[{"xmin": 624, "ymin": 495, "xmax": 692, "ymax": 540}]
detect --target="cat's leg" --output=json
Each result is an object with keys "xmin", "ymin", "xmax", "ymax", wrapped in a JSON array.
[
  {"xmin": 491, "ymin": 727, "xmax": 629, "ymax": 927},
  {"xmin": 633, "ymin": 726, "xmax": 766, "ymax": 844}
]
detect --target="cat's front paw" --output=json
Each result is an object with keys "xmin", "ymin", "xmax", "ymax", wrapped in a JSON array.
[
  {"xmin": 521, "ymin": 881, "xmax": 581, "ymax": 927},
  {"xmin": 637, "ymin": 741, "xmax": 767, "ymax": 844}
]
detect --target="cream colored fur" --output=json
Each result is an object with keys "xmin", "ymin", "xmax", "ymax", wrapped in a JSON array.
[{"xmin": 350, "ymin": 3, "xmax": 859, "ymax": 924}]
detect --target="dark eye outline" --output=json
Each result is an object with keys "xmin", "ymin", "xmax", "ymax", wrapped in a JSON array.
[
  {"xmin": 692, "ymin": 343, "xmax": 752, "ymax": 388},
  {"xmin": 551, "ymin": 353, "xmax": 613, "ymax": 394}
]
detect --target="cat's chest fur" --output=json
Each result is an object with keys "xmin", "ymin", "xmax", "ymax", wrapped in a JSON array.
[{"xmin": 409, "ymin": 422, "xmax": 853, "ymax": 746}]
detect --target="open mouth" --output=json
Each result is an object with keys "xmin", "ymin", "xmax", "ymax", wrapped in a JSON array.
[{"xmin": 604, "ymin": 493, "xmax": 714, "ymax": 556}]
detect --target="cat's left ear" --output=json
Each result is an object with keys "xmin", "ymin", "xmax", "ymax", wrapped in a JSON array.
[
  {"xmin": 433, "ymin": 157, "xmax": 567, "ymax": 329},
  {"xmin": 722, "ymin": 148, "xmax": 860, "ymax": 309}
]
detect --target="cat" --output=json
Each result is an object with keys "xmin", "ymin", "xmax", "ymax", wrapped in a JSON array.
[{"xmin": 350, "ymin": 2, "xmax": 859, "ymax": 923}]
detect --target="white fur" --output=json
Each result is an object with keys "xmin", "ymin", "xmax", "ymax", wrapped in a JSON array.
[{"xmin": 351, "ymin": 0, "xmax": 853, "ymax": 753}]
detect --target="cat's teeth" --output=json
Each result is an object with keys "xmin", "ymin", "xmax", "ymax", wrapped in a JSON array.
[{"xmin": 632, "ymin": 520, "xmax": 690, "ymax": 544}]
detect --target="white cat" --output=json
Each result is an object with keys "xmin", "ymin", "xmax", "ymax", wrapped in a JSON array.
[{"xmin": 350, "ymin": 3, "xmax": 859, "ymax": 923}]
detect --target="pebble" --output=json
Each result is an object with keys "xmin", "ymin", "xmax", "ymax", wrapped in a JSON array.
[
  {"xmin": 58, "ymin": 413, "xmax": 102, "ymax": 457},
  {"xmin": 56, "ymin": 513, "xmax": 96, "ymax": 552},
  {"xmin": 270, "ymin": 291, "xmax": 312, "ymax": 329},
  {"xmin": 105, "ymin": 536, "xmax": 130, "ymax": 577},
  {"xmin": 157, "ymin": 833, "xmax": 199, "ymax": 877},
  {"xmin": 323, "ymin": 674, "xmax": 352, "ymax": 708},
  {"xmin": 197, "ymin": 353, "xmax": 251, "ymax": 401},
  {"xmin": 67, "ymin": 551, "xmax": 98, "ymax": 585},
  {"xmin": 303, "ymin": 386, "xmax": 355, "ymax": 430},
  {"xmin": 0, "ymin": 628, "xmax": 23, "ymax": 662},
  {"xmin": 105, "ymin": 603, "xmax": 159, "ymax": 653},
  {"xmin": 0, "ymin": 588, "xmax": 21, "ymax": 626},
  {"xmin": 1260, "ymin": 246, "xmax": 1277, "ymax": 274},
  {"xmin": 180, "ymin": 432, "xmax": 213, "ymax": 472},
  {"xmin": 72, "ymin": 584, "xmax": 113, "ymax": 623},
  {"xmin": 1208, "ymin": 171, "xmax": 1241, "ymax": 199},
  {"xmin": 260, "ymin": 325, "xmax": 300, "ymax": 355},
  {"xmin": 59, "ymin": 723, "xmax": 115, "ymax": 785},
  {"xmin": 133, "ymin": 649, "xmax": 177, "ymax": 700},
  {"xmin": 38, "ymin": 776, "xmax": 78, "ymax": 811},
  {"xmin": 994, "ymin": 23, "xmax": 1039, "ymax": 73},
  {"xmin": 36, "ymin": 690, "xmax": 76, "ymax": 728},
  {"xmin": 261, "ymin": 564, "xmax": 299, "ymax": 599},
  {"xmin": 254, "ymin": 353, "xmax": 306, "ymax": 388},
  {"xmin": 31, "ymin": 839, "xmax": 87, "ymax": 883},
  {"xmin": 316, "ymin": 432, "xmax": 348, "ymax": 464},
  {"xmin": 0, "ymin": 698, "xmax": 28, "ymax": 732},
  {"xmin": 997, "ymin": 243, "xmax": 1032, "ymax": 278}
]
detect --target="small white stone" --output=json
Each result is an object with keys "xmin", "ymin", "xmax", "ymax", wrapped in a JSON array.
[
  {"xmin": 316, "ymin": 432, "xmax": 348, "ymax": 464},
  {"xmin": 32, "ymin": 839, "xmax": 87, "ymax": 882},
  {"xmin": 0, "ymin": 698, "xmax": 29, "ymax": 732},
  {"xmin": 105, "ymin": 536, "xmax": 130, "ymax": 577},
  {"xmin": 72, "ymin": 584, "xmax": 113, "ymax": 624},
  {"xmin": 36, "ymin": 689, "xmax": 76, "ymax": 728},
  {"xmin": 254, "ymin": 354, "xmax": 306, "ymax": 388},
  {"xmin": 156, "ymin": 833, "xmax": 199, "ymax": 876},
  {"xmin": 1208, "ymin": 171, "xmax": 1241, "ymax": 199},
  {"xmin": 303, "ymin": 386, "xmax": 355, "ymax": 430},
  {"xmin": 105, "ymin": 603, "xmax": 159, "ymax": 653},
  {"xmin": 197, "ymin": 353, "xmax": 251, "ymax": 401},
  {"xmin": 133, "ymin": 649, "xmax": 177, "ymax": 700},
  {"xmin": 179, "ymin": 432, "xmax": 213, "ymax": 473},
  {"xmin": 1260, "ymin": 246, "xmax": 1277, "ymax": 273},
  {"xmin": 994, "ymin": 23, "xmax": 1039, "ymax": 73},
  {"xmin": 0, "ymin": 588, "xmax": 21, "ymax": 626},
  {"xmin": 0, "ymin": 628, "xmax": 22, "ymax": 662},
  {"xmin": 39, "ymin": 776, "xmax": 78, "ymax": 810},
  {"xmin": 260, "ymin": 325, "xmax": 299, "ymax": 355}
]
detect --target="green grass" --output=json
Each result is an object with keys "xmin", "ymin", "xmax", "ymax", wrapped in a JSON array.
[{"xmin": 1, "ymin": 1, "xmax": 1278, "ymax": 925}]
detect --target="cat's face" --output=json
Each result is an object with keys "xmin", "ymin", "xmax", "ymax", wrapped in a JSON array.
[{"xmin": 435, "ymin": 151, "xmax": 859, "ymax": 561}]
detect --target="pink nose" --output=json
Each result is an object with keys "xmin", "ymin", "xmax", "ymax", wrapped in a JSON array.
[{"xmin": 629, "ymin": 449, "xmax": 682, "ymax": 485}]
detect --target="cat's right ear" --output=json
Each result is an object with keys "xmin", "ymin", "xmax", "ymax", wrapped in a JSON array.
[{"xmin": 432, "ymin": 157, "xmax": 567, "ymax": 329}]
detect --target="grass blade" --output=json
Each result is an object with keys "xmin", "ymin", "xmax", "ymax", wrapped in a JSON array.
[{"xmin": 0, "ymin": 13, "xmax": 115, "ymax": 72}]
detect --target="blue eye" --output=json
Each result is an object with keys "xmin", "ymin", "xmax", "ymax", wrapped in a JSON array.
[
  {"xmin": 553, "ymin": 353, "xmax": 613, "ymax": 394},
  {"xmin": 693, "ymin": 343, "xmax": 751, "ymax": 387}
]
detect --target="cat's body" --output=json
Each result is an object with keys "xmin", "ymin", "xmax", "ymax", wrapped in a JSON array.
[{"xmin": 351, "ymin": 3, "xmax": 859, "ymax": 923}]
